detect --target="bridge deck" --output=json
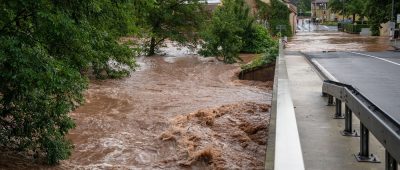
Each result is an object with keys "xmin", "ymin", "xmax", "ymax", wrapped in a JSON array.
[
  {"xmin": 306, "ymin": 51, "xmax": 400, "ymax": 126},
  {"xmin": 284, "ymin": 51, "xmax": 385, "ymax": 170}
]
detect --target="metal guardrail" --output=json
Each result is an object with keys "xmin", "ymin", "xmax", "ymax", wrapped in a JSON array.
[
  {"xmin": 303, "ymin": 52, "xmax": 400, "ymax": 169},
  {"xmin": 322, "ymin": 80, "xmax": 400, "ymax": 170},
  {"xmin": 301, "ymin": 52, "xmax": 400, "ymax": 170},
  {"xmin": 265, "ymin": 40, "xmax": 305, "ymax": 170}
]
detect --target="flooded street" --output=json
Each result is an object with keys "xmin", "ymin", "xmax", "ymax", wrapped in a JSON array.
[
  {"xmin": 287, "ymin": 32, "xmax": 393, "ymax": 52},
  {"xmin": 60, "ymin": 30, "xmax": 394, "ymax": 170},
  {"xmin": 1, "ymin": 30, "xmax": 393, "ymax": 170}
]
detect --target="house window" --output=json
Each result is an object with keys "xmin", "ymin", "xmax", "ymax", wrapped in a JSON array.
[{"xmin": 318, "ymin": 3, "xmax": 325, "ymax": 10}]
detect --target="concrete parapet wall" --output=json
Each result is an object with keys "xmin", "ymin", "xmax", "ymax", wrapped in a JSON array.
[{"xmin": 265, "ymin": 40, "xmax": 305, "ymax": 170}]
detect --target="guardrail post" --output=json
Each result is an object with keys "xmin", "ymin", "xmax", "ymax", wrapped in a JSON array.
[
  {"xmin": 386, "ymin": 150, "xmax": 398, "ymax": 170},
  {"xmin": 340, "ymin": 106, "xmax": 359, "ymax": 137},
  {"xmin": 327, "ymin": 95, "xmax": 335, "ymax": 106},
  {"xmin": 355, "ymin": 123, "xmax": 380, "ymax": 163},
  {"xmin": 333, "ymin": 98, "xmax": 344, "ymax": 119}
]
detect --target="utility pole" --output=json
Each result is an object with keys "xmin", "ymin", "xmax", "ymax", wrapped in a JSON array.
[
  {"xmin": 392, "ymin": 0, "xmax": 395, "ymax": 22},
  {"xmin": 342, "ymin": 0, "xmax": 345, "ymax": 22}
]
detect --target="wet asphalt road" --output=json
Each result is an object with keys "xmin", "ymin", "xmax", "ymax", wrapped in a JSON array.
[{"xmin": 305, "ymin": 51, "xmax": 400, "ymax": 126}]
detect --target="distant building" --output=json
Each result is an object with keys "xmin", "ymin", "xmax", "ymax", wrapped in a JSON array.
[{"xmin": 311, "ymin": 0, "xmax": 335, "ymax": 22}]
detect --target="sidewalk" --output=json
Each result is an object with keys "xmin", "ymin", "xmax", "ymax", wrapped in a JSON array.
[{"xmin": 284, "ymin": 51, "xmax": 385, "ymax": 170}]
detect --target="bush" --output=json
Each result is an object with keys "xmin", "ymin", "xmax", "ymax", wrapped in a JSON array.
[
  {"xmin": 200, "ymin": 0, "xmax": 276, "ymax": 63},
  {"xmin": 343, "ymin": 23, "xmax": 370, "ymax": 34},
  {"xmin": 242, "ymin": 24, "xmax": 276, "ymax": 53},
  {"xmin": 199, "ymin": 0, "xmax": 253, "ymax": 64}
]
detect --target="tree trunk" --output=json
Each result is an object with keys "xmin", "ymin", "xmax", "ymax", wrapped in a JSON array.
[
  {"xmin": 148, "ymin": 37, "xmax": 156, "ymax": 56},
  {"xmin": 352, "ymin": 13, "xmax": 356, "ymax": 24}
]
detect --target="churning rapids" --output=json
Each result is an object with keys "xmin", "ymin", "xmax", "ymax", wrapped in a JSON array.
[{"xmin": 0, "ymin": 43, "xmax": 273, "ymax": 169}]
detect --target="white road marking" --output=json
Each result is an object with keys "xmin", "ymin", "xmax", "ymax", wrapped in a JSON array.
[
  {"xmin": 311, "ymin": 58, "xmax": 339, "ymax": 81},
  {"xmin": 350, "ymin": 52, "xmax": 400, "ymax": 66}
]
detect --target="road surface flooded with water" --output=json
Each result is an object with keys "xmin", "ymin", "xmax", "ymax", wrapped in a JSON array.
[
  {"xmin": 2, "ymin": 31, "xmax": 391, "ymax": 170},
  {"xmin": 287, "ymin": 32, "xmax": 393, "ymax": 52}
]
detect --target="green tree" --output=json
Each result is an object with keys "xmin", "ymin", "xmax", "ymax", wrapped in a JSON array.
[
  {"xmin": 267, "ymin": 0, "xmax": 293, "ymax": 37},
  {"xmin": 199, "ymin": 0, "xmax": 253, "ymax": 63},
  {"xmin": 347, "ymin": 0, "xmax": 365, "ymax": 22},
  {"xmin": 364, "ymin": 0, "xmax": 400, "ymax": 35},
  {"xmin": 0, "ymin": 0, "xmax": 137, "ymax": 164},
  {"xmin": 242, "ymin": 24, "xmax": 277, "ymax": 53},
  {"xmin": 329, "ymin": 0, "xmax": 346, "ymax": 16},
  {"xmin": 291, "ymin": 0, "xmax": 311, "ymax": 14},
  {"xmin": 200, "ymin": 0, "xmax": 276, "ymax": 63},
  {"xmin": 329, "ymin": 0, "xmax": 364, "ymax": 23},
  {"xmin": 135, "ymin": 0, "xmax": 206, "ymax": 56}
]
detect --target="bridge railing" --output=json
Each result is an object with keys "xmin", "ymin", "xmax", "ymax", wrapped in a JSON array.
[{"xmin": 322, "ymin": 80, "xmax": 400, "ymax": 170}]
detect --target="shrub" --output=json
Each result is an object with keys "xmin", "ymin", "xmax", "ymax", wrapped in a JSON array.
[
  {"xmin": 200, "ymin": 0, "xmax": 276, "ymax": 63},
  {"xmin": 242, "ymin": 24, "xmax": 276, "ymax": 53},
  {"xmin": 199, "ymin": 0, "xmax": 253, "ymax": 63},
  {"xmin": 343, "ymin": 23, "xmax": 370, "ymax": 34}
]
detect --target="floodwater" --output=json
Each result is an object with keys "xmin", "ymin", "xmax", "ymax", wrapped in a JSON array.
[
  {"xmin": 0, "ymin": 43, "xmax": 272, "ymax": 169},
  {"xmin": 3, "ymin": 29, "xmax": 390, "ymax": 170},
  {"xmin": 287, "ymin": 32, "xmax": 393, "ymax": 52}
]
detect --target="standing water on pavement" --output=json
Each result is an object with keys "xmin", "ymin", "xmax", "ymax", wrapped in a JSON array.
[{"xmin": 287, "ymin": 32, "xmax": 393, "ymax": 52}]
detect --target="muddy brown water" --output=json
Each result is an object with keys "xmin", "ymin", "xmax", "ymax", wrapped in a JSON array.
[
  {"xmin": 287, "ymin": 32, "xmax": 393, "ymax": 52},
  {"xmin": 0, "ymin": 44, "xmax": 272, "ymax": 169},
  {"xmin": 2, "ymin": 31, "xmax": 390, "ymax": 169}
]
